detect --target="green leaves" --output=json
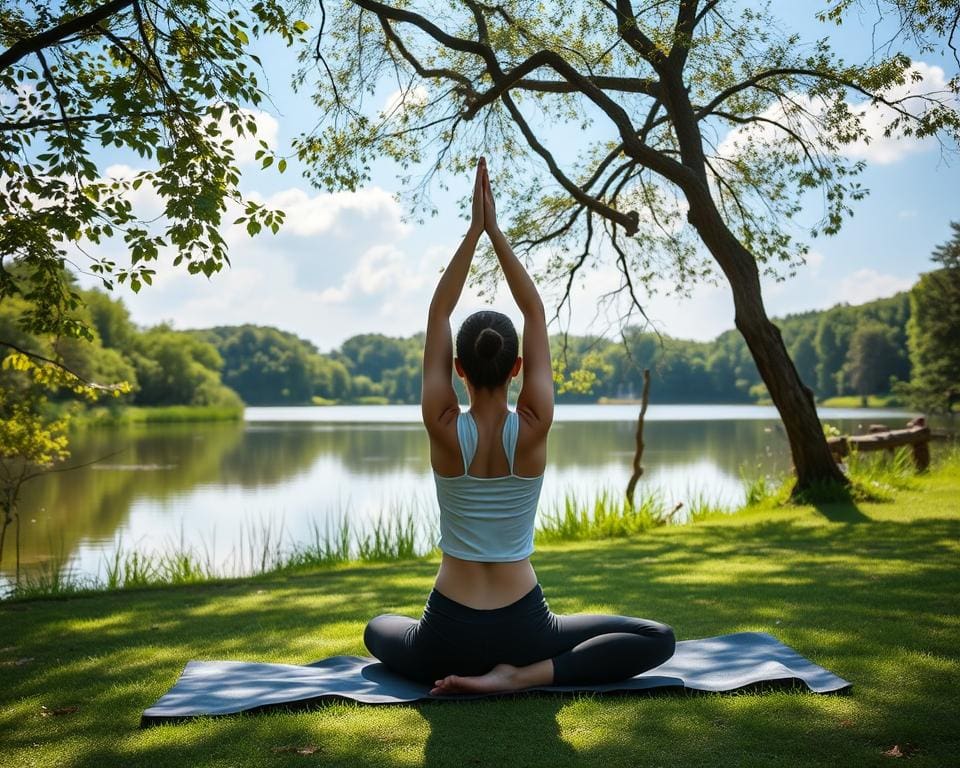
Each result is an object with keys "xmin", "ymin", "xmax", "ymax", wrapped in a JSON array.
[{"xmin": 1, "ymin": 0, "xmax": 296, "ymax": 355}]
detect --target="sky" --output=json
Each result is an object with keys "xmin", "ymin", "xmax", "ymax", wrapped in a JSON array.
[{"xmin": 71, "ymin": 3, "xmax": 960, "ymax": 353}]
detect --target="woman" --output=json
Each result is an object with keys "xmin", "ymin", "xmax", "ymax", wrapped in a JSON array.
[{"xmin": 364, "ymin": 157, "xmax": 675, "ymax": 696}]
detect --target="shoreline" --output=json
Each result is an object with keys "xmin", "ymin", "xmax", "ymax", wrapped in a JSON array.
[{"xmin": 5, "ymin": 445, "xmax": 954, "ymax": 601}]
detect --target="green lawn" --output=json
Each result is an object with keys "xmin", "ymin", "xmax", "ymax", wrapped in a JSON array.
[
  {"xmin": 817, "ymin": 395, "xmax": 906, "ymax": 409},
  {"xmin": 3, "ymin": 460, "xmax": 959, "ymax": 767}
]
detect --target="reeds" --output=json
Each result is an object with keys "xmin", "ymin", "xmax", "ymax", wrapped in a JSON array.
[
  {"xmin": 10, "ymin": 447, "xmax": 950, "ymax": 599},
  {"xmin": 537, "ymin": 487, "xmax": 668, "ymax": 542},
  {"xmin": 5, "ymin": 502, "xmax": 433, "ymax": 599}
]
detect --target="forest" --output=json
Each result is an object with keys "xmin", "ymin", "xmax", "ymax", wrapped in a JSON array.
[{"xmin": 2, "ymin": 270, "xmax": 945, "ymax": 412}]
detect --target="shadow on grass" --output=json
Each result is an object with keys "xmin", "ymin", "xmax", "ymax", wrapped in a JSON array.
[
  {"xmin": 4, "ymin": 510, "xmax": 960, "ymax": 767},
  {"xmin": 419, "ymin": 698, "xmax": 579, "ymax": 767},
  {"xmin": 790, "ymin": 481, "xmax": 871, "ymax": 523}
]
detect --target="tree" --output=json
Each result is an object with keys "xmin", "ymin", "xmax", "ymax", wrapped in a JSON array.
[
  {"xmin": 200, "ymin": 325, "xmax": 318, "ymax": 404},
  {"xmin": 904, "ymin": 221, "xmax": 960, "ymax": 412},
  {"xmin": 0, "ymin": 374, "xmax": 69, "ymax": 580},
  {"xmin": 130, "ymin": 325, "xmax": 241, "ymax": 406},
  {"xmin": 0, "ymin": 0, "xmax": 306, "ymax": 363},
  {"xmin": 0, "ymin": 352, "xmax": 126, "ymax": 581},
  {"xmin": 340, "ymin": 334, "xmax": 409, "ymax": 381},
  {"xmin": 843, "ymin": 321, "xmax": 900, "ymax": 399},
  {"xmin": 302, "ymin": 1, "xmax": 958, "ymax": 492}
]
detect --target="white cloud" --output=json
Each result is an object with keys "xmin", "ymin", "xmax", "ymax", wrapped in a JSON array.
[
  {"xmin": 804, "ymin": 250, "xmax": 825, "ymax": 275},
  {"xmin": 835, "ymin": 268, "xmax": 913, "ymax": 305},
  {"xmin": 317, "ymin": 244, "xmax": 431, "ymax": 307},
  {"xmin": 381, "ymin": 86, "xmax": 429, "ymax": 118},
  {"xmin": 212, "ymin": 107, "xmax": 279, "ymax": 166},
  {"xmin": 247, "ymin": 186, "xmax": 408, "ymax": 238},
  {"xmin": 717, "ymin": 60, "xmax": 956, "ymax": 166}
]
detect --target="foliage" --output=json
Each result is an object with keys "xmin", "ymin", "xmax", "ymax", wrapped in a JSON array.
[
  {"xmin": 0, "ymin": 348, "xmax": 128, "ymax": 577},
  {"xmin": 1, "ymin": 273, "xmax": 930, "ymax": 412},
  {"xmin": 129, "ymin": 325, "xmax": 242, "ymax": 408},
  {"xmin": 0, "ymin": 0, "xmax": 306, "ymax": 352},
  {"xmin": 899, "ymin": 221, "xmax": 960, "ymax": 412}
]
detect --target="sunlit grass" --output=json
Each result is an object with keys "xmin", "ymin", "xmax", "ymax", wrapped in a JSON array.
[{"xmin": 2, "ymin": 456, "xmax": 958, "ymax": 767}]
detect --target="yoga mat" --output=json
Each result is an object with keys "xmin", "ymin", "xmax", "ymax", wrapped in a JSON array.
[{"xmin": 141, "ymin": 631, "xmax": 851, "ymax": 726}]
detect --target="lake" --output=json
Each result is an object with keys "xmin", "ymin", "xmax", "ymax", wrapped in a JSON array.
[{"xmin": 2, "ymin": 403, "xmax": 925, "ymax": 588}]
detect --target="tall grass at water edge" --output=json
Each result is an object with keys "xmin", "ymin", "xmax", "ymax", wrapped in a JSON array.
[
  {"xmin": 70, "ymin": 404, "xmax": 244, "ymax": 428},
  {"xmin": 4, "ymin": 505, "xmax": 424, "ymax": 599},
  {"xmin": 6, "ymin": 444, "xmax": 957, "ymax": 600}
]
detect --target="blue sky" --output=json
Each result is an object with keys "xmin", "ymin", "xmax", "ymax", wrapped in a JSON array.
[{"xmin": 74, "ymin": 4, "xmax": 960, "ymax": 352}]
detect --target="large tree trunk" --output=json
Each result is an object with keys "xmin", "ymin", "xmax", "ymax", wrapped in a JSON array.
[
  {"xmin": 687, "ymin": 198, "xmax": 848, "ymax": 493},
  {"xmin": 657, "ymin": 68, "xmax": 848, "ymax": 494}
]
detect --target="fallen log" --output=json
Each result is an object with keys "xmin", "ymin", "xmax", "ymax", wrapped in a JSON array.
[{"xmin": 827, "ymin": 417, "xmax": 931, "ymax": 470}]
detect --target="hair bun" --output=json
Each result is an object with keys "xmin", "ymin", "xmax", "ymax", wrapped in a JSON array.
[{"xmin": 475, "ymin": 328, "xmax": 503, "ymax": 359}]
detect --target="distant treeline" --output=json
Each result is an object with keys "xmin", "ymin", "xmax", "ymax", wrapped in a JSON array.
[
  {"xmin": 0, "ymin": 277, "xmax": 936, "ymax": 409},
  {"xmin": 193, "ymin": 290, "xmax": 914, "ymax": 406}
]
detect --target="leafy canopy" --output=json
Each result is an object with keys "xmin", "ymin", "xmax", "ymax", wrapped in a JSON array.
[
  {"xmin": 0, "ymin": 0, "xmax": 309, "ymax": 350},
  {"xmin": 297, "ymin": 1, "xmax": 958, "ymax": 324}
]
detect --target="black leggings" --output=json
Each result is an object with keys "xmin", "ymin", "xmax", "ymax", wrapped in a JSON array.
[{"xmin": 363, "ymin": 584, "xmax": 675, "ymax": 686}]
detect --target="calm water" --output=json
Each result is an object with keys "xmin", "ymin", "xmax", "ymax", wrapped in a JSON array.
[{"xmin": 3, "ymin": 404, "xmax": 924, "ymax": 586}]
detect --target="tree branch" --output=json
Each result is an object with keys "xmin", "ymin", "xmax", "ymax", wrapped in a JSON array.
[
  {"xmin": 511, "ymin": 75, "xmax": 659, "ymax": 96},
  {"xmin": 500, "ymin": 91, "xmax": 641, "ymax": 234},
  {"xmin": 0, "ymin": 341, "xmax": 123, "ymax": 393},
  {"xmin": 0, "ymin": 109, "xmax": 166, "ymax": 132},
  {"xmin": 0, "ymin": 0, "xmax": 134, "ymax": 72},
  {"xmin": 378, "ymin": 16, "xmax": 473, "ymax": 89},
  {"xmin": 610, "ymin": 0, "xmax": 667, "ymax": 67},
  {"xmin": 352, "ymin": 0, "xmax": 487, "ymax": 57}
]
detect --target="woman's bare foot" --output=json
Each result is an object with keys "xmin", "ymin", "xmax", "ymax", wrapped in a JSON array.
[{"xmin": 430, "ymin": 659, "xmax": 553, "ymax": 696}]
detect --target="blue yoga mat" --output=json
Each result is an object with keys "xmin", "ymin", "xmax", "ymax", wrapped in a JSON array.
[{"xmin": 141, "ymin": 631, "xmax": 851, "ymax": 726}]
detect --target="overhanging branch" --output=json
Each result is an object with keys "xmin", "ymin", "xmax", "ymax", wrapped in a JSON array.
[{"xmin": 0, "ymin": 0, "xmax": 134, "ymax": 72}]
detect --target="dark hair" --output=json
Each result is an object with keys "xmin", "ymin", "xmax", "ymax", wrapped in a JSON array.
[{"xmin": 455, "ymin": 310, "xmax": 519, "ymax": 390}]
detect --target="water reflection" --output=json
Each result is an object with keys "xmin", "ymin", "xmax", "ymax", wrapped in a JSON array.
[{"xmin": 4, "ymin": 405, "xmax": 927, "ymax": 584}]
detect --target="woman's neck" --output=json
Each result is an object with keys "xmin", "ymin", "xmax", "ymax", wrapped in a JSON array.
[{"xmin": 467, "ymin": 387, "xmax": 509, "ymax": 420}]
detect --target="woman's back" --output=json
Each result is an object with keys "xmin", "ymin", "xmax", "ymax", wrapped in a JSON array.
[
  {"xmin": 431, "ymin": 406, "xmax": 548, "ymax": 608},
  {"xmin": 420, "ymin": 157, "xmax": 553, "ymax": 609},
  {"xmin": 434, "ymin": 410, "xmax": 544, "ymax": 561}
]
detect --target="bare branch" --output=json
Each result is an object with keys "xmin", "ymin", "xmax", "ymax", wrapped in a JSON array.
[
  {"xmin": 499, "ymin": 91, "xmax": 640, "ymax": 234},
  {"xmin": 513, "ymin": 75, "xmax": 659, "ymax": 96}
]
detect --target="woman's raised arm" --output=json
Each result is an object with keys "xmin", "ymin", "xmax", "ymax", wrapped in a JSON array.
[
  {"xmin": 421, "ymin": 159, "xmax": 486, "ymax": 433},
  {"xmin": 482, "ymin": 165, "xmax": 554, "ymax": 430}
]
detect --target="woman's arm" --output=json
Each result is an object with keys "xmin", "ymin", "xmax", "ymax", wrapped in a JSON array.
[
  {"xmin": 421, "ymin": 159, "xmax": 486, "ymax": 432},
  {"xmin": 482, "ymin": 165, "xmax": 554, "ymax": 430}
]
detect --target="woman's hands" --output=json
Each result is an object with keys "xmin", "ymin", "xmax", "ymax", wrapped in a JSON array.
[
  {"xmin": 469, "ymin": 157, "xmax": 486, "ymax": 237},
  {"xmin": 480, "ymin": 157, "xmax": 499, "ymax": 235}
]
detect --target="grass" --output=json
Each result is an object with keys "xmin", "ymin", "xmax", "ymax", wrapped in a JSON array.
[
  {"xmin": 2, "ymin": 450, "xmax": 958, "ymax": 767},
  {"xmin": 71, "ymin": 404, "xmax": 244, "ymax": 428},
  {"xmin": 6, "ymin": 510, "xmax": 427, "ymax": 600},
  {"xmin": 536, "ymin": 488, "xmax": 666, "ymax": 541},
  {"xmin": 817, "ymin": 394, "xmax": 906, "ymax": 408}
]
